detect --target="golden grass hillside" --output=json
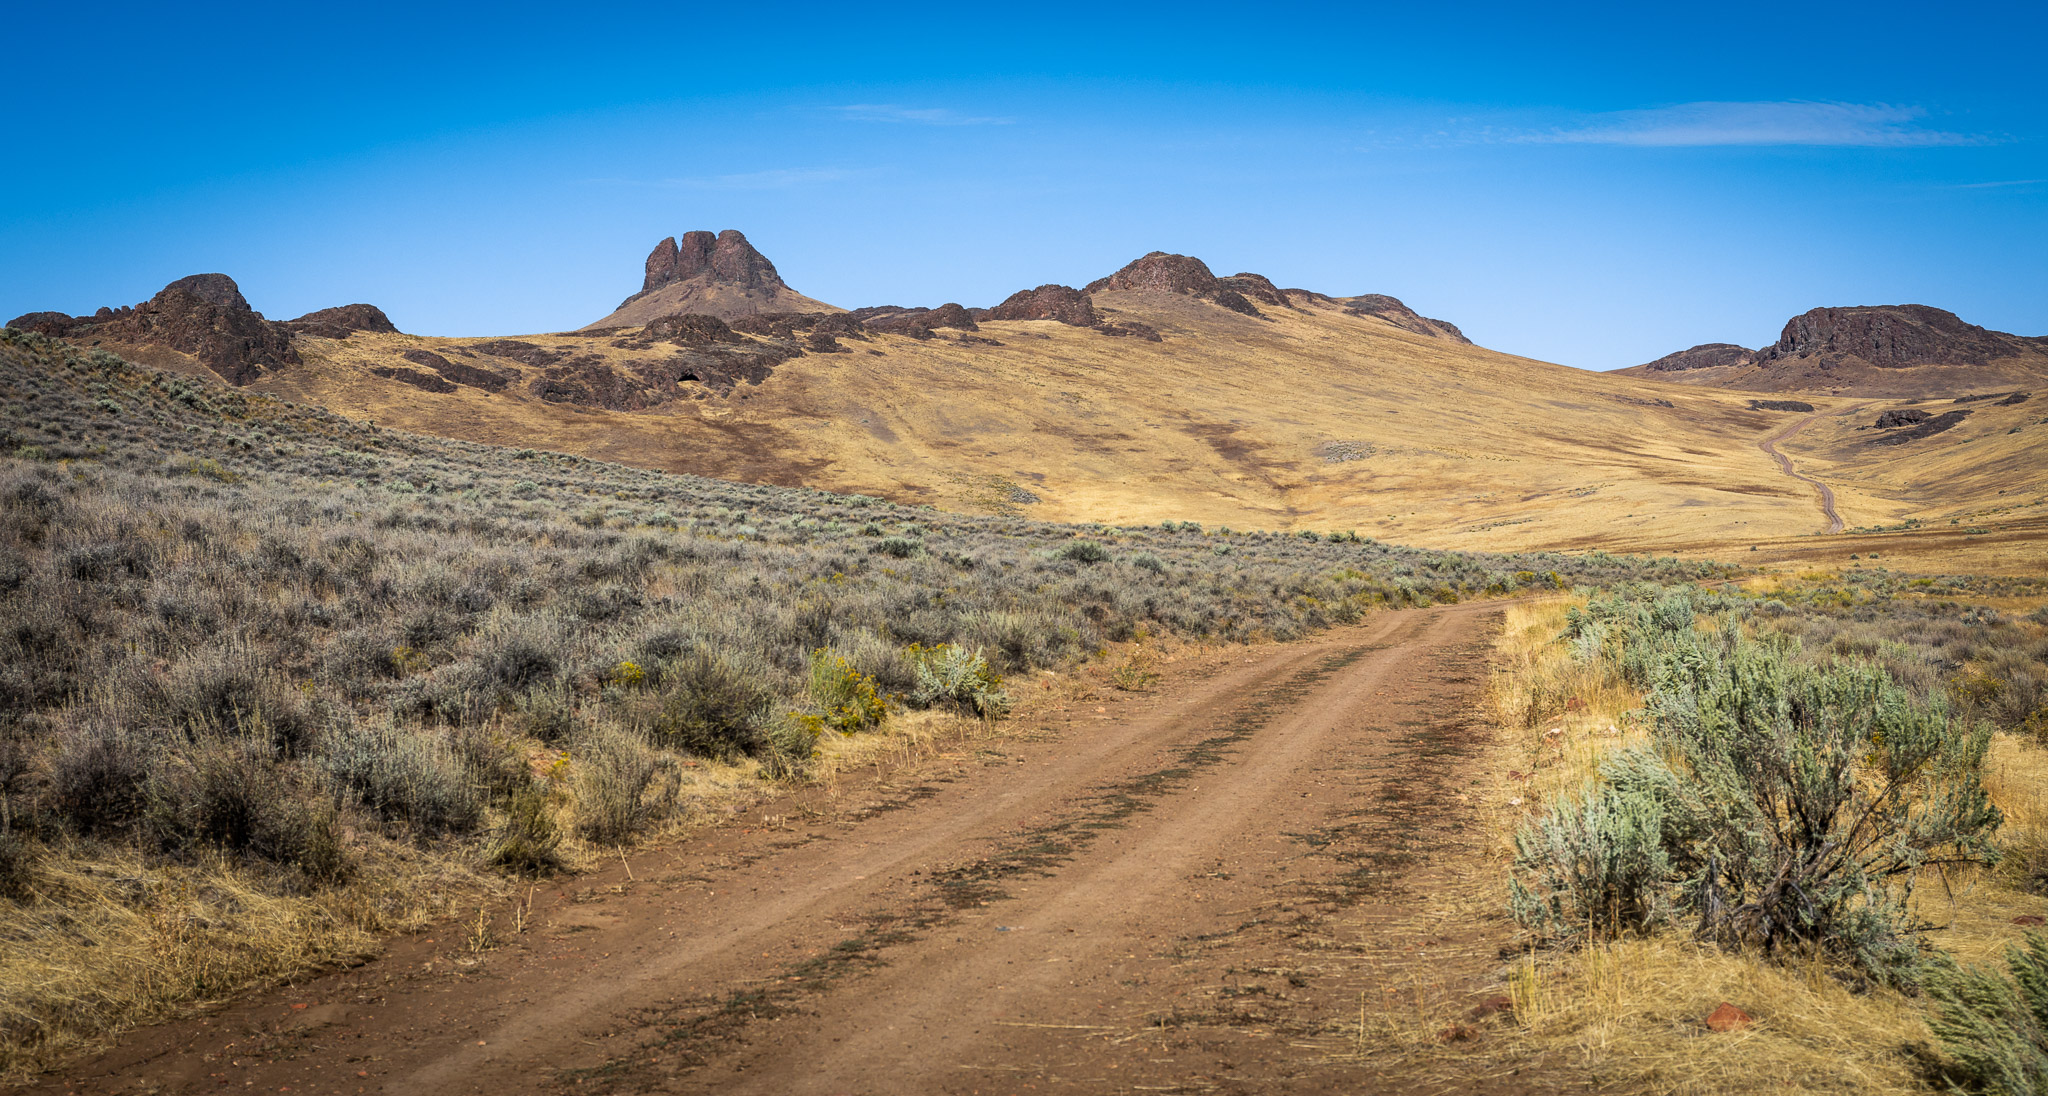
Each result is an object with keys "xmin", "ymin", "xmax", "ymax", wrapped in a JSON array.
[{"xmin": 105, "ymin": 288, "xmax": 2048, "ymax": 565}]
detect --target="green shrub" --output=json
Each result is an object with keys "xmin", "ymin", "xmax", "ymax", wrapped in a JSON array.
[
  {"xmin": 806, "ymin": 649, "xmax": 888, "ymax": 734},
  {"xmin": 1509, "ymin": 768, "xmax": 1672, "ymax": 941},
  {"xmin": 1514, "ymin": 611, "xmax": 2004, "ymax": 986},
  {"xmin": 1055, "ymin": 539, "xmax": 1109, "ymax": 563},
  {"xmin": 1924, "ymin": 933, "xmax": 2048, "ymax": 1095},
  {"xmin": 873, "ymin": 536, "xmax": 922, "ymax": 558},
  {"xmin": 908, "ymin": 643, "xmax": 1011, "ymax": 718}
]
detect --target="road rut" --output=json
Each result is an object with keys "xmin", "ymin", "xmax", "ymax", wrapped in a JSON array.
[{"xmin": 32, "ymin": 602, "xmax": 1515, "ymax": 1095}]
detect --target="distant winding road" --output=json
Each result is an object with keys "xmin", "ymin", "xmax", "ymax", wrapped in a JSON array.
[{"xmin": 1757, "ymin": 406, "xmax": 1864, "ymax": 534}]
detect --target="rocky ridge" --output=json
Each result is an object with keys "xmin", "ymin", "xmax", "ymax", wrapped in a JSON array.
[
  {"xmin": 1623, "ymin": 304, "xmax": 2048, "ymax": 395},
  {"xmin": 7, "ymin": 274, "xmax": 301, "ymax": 385}
]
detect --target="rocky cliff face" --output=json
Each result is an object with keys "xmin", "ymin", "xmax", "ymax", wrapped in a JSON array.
[
  {"xmin": 1637, "ymin": 342, "xmax": 1755, "ymax": 372},
  {"xmin": 8, "ymin": 274, "xmax": 300, "ymax": 385},
  {"xmin": 638, "ymin": 230, "xmax": 786, "ymax": 300},
  {"xmin": 1084, "ymin": 252, "xmax": 1270, "ymax": 317},
  {"xmin": 1337, "ymin": 294, "xmax": 1472, "ymax": 345},
  {"xmin": 1623, "ymin": 304, "xmax": 2048, "ymax": 396},
  {"xmin": 584, "ymin": 230, "xmax": 839, "ymax": 328},
  {"xmin": 1757, "ymin": 305, "xmax": 2025, "ymax": 369},
  {"xmin": 283, "ymin": 304, "xmax": 401, "ymax": 340}
]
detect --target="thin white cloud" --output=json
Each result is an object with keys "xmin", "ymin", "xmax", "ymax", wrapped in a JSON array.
[
  {"xmin": 836, "ymin": 103, "xmax": 1013, "ymax": 126},
  {"xmin": 1522, "ymin": 101, "xmax": 1980, "ymax": 148},
  {"xmin": 1951, "ymin": 178, "xmax": 2044, "ymax": 188}
]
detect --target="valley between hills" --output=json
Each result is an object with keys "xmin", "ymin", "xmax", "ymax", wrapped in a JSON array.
[{"xmin": 18, "ymin": 232, "xmax": 2045, "ymax": 574}]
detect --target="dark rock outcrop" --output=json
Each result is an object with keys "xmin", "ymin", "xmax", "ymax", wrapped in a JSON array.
[
  {"xmin": 1639, "ymin": 343, "xmax": 1756, "ymax": 372},
  {"xmin": 1872, "ymin": 409, "xmax": 1970, "ymax": 444},
  {"xmin": 1761, "ymin": 305, "xmax": 2023, "ymax": 369},
  {"xmin": 1875, "ymin": 408, "xmax": 1933, "ymax": 428},
  {"xmin": 1085, "ymin": 252, "xmax": 1271, "ymax": 319},
  {"xmin": 1339, "ymin": 295, "xmax": 1472, "ymax": 344},
  {"xmin": 587, "ymin": 230, "xmax": 839, "ymax": 328},
  {"xmin": 628, "ymin": 229, "xmax": 785, "ymax": 308},
  {"xmin": 15, "ymin": 274, "xmax": 300, "ymax": 385},
  {"xmin": 1749, "ymin": 399, "xmax": 1815, "ymax": 412},
  {"xmin": 283, "ymin": 304, "xmax": 399, "ymax": 340},
  {"xmin": 397, "ymin": 349, "xmax": 510, "ymax": 393},
  {"xmin": 851, "ymin": 303, "xmax": 981, "ymax": 338},
  {"xmin": 371, "ymin": 366, "xmax": 458, "ymax": 394},
  {"xmin": 6, "ymin": 312, "xmax": 81, "ymax": 337},
  {"xmin": 988, "ymin": 285, "xmax": 1099, "ymax": 327},
  {"xmin": 461, "ymin": 339, "xmax": 566, "ymax": 367},
  {"xmin": 727, "ymin": 312, "xmax": 871, "ymax": 341},
  {"xmin": 645, "ymin": 313, "xmax": 744, "ymax": 345}
]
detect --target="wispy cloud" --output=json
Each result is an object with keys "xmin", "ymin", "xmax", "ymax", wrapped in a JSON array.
[
  {"xmin": 1521, "ymin": 101, "xmax": 1981, "ymax": 148},
  {"xmin": 835, "ymin": 103, "xmax": 1013, "ymax": 126},
  {"xmin": 590, "ymin": 168, "xmax": 871, "ymax": 190},
  {"xmin": 1951, "ymin": 178, "xmax": 2044, "ymax": 189}
]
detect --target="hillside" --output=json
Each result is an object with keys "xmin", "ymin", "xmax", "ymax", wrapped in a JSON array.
[
  {"xmin": 1620, "ymin": 304, "xmax": 2048, "ymax": 397},
  {"xmin": 11, "ymin": 246, "xmax": 2046, "ymax": 559}
]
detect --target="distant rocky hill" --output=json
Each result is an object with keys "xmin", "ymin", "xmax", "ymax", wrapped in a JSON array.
[
  {"xmin": 582, "ymin": 230, "xmax": 842, "ymax": 328},
  {"xmin": 7, "ymin": 275, "xmax": 403, "ymax": 386},
  {"xmin": 1621, "ymin": 305, "xmax": 2048, "ymax": 396}
]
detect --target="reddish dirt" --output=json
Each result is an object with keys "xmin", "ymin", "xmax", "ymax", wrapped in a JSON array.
[{"xmin": 28, "ymin": 603, "xmax": 1528, "ymax": 1095}]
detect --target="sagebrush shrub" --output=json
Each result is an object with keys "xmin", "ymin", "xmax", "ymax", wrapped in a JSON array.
[
  {"xmin": 147, "ymin": 738, "xmax": 350, "ymax": 882},
  {"xmin": 318, "ymin": 719, "xmax": 481, "ymax": 836},
  {"xmin": 632, "ymin": 649, "xmax": 775, "ymax": 759},
  {"xmin": 487, "ymin": 785, "xmax": 563, "ymax": 875},
  {"xmin": 1924, "ymin": 933, "xmax": 2048, "ymax": 1095},
  {"xmin": 1514, "ymin": 599, "xmax": 2003, "ymax": 986},
  {"xmin": 909, "ymin": 644, "xmax": 1011, "ymax": 718},
  {"xmin": 49, "ymin": 722, "xmax": 151, "ymax": 836},
  {"xmin": 573, "ymin": 728, "xmax": 673, "ymax": 846}
]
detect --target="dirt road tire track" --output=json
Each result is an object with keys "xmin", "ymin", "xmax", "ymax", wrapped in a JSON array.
[
  {"xmin": 1757, "ymin": 405, "xmax": 1866, "ymax": 535},
  {"xmin": 30, "ymin": 602, "xmax": 1519, "ymax": 1096}
]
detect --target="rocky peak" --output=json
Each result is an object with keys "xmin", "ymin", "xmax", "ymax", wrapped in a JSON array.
[
  {"xmin": 6, "ymin": 273, "xmax": 297, "ymax": 385},
  {"xmin": 988, "ymin": 285, "xmax": 1099, "ymax": 327},
  {"xmin": 1091, "ymin": 252, "xmax": 1224, "ymax": 296},
  {"xmin": 641, "ymin": 229, "xmax": 785, "ymax": 296},
  {"xmin": 160, "ymin": 273, "xmax": 250, "ymax": 312},
  {"xmin": 283, "ymin": 303, "xmax": 400, "ymax": 340},
  {"xmin": 1637, "ymin": 342, "xmax": 1755, "ymax": 372},
  {"xmin": 1082, "ymin": 251, "xmax": 1283, "ymax": 318},
  {"xmin": 1759, "ymin": 305, "xmax": 2021, "ymax": 368}
]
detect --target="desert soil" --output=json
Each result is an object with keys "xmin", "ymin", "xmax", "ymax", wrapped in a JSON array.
[{"xmin": 29, "ymin": 603, "xmax": 1541, "ymax": 1096}]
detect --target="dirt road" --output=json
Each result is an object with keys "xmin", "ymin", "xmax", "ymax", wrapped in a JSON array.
[
  {"xmin": 1757, "ymin": 408, "xmax": 1862, "ymax": 534},
  {"xmin": 32, "ymin": 603, "xmax": 1519, "ymax": 1095}
]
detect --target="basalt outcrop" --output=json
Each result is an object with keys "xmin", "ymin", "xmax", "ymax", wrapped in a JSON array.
[
  {"xmin": 1085, "ymin": 252, "xmax": 1269, "ymax": 318},
  {"xmin": 583, "ymin": 230, "xmax": 842, "ymax": 328},
  {"xmin": 1621, "ymin": 304, "xmax": 2048, "ymax": 395},
  {"xmin": 283, "ymin": 304, "xmax": 400, "ymax": 340},
  {"xmin": 1337, "ymin": 294, "xmax": 1471, "ymax": 344},
  {"xmin": 7, "ymin": 273, "xmax": 299, "ymax": 385},
  {"xmin": 1639, "ymin": 342, "xmax": 1755, "ymax": 372}
]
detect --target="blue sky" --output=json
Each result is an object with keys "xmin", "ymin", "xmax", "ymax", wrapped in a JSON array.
[{"xmin": 3, "ymin": 2, "xmax": 2042, "ymax": 370}]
